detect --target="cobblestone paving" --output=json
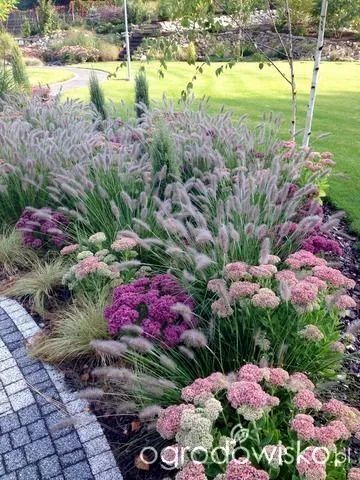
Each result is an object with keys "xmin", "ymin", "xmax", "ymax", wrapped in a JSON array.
[{"xmin": 0, "ymin": 298, "xmax": 123, "ymax": 480}]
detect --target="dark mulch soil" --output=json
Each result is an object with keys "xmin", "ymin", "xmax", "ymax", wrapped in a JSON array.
[{"xmin": 4, "ymin": 203, "xmax": 360, "ymax": 478}]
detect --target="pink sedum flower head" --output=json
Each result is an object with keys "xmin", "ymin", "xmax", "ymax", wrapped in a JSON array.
[
  {"xmin": 207, "ymin": 279, "xmax": 227, "ymax": 294},
  {"xmin": 330, "ymin": 341, "xmax": 346, "ymax": 354},
  {"xmin": 224, "ymin": 262, "xmax": 249, "ymax": 281},
  {"xmin": 181, "ymin": 373, "xmax": 228, "ymax": 404},
  {"xmin": 229, "ymin": 281, "xmax": 260, "ymax": 301},
  {"xmin": 313, "ymin": 265, "xmax": 356, "ymax": 289},
  {"xmin": 157, "ymin": 404, "xmax": 195, "ymax": 440},
  {"xmin": 262, "ymin": 368, "xmax": 290, "ymax": 387},
  {"xmin": 60, "ymin": 244, "xmax": 79, "ymax": 256},
  {"xmin": 299, "ymin": 324, "xmax": 324, "ymax": 342},
  {"xmin": 286, "ymin": 372, "xmax": 315, "ymax": 392},
  {"xmin": 251, "ymin": 289, "xmax": 280, "ymax": 309},
  {"xmin": 238, "ymin": 364, "xmax": 264, "ymax": 383},
  {"xmin": 275, "ymin": 269, "xmax": 298, "ymax": 285},
  {"xmin": 225, "ymin": 458, "xmax": 270, "ymax": 480},
  {"xmin": 335, "ymin": 295, "xmax": 357, "ymax": 310},
  {"xmin": 175, "ymin": 461, "xmax": 207, "ymax": 480},
  {"xmin": 291, "ymin": 414, "xmax": 315, "ymax": 441},
  {"xmin": 348, "ymin": 468, "xmax": 360, "ymax": 480},
  {"xmin": 296, "ymin": 446, "xmax": 327, "ymax": 480},
  {"xmin": 228, "ymin": 381, "xmax": 279, "ymax": 420},
  {"xmin": 293, "ymin": 389, "xmax": 322, "ymax": 411},
  {"xmin": 290, "ymin": 281, "xmax": 318, "ymax": 307},
  {"xmin": 111, "ymin": 236, "xmax": 138, "ymax": 251},
  {"xmin": 314, "ymin": 420, "xmax": 350, "ymax": 447},
  {"xmin": 286, "ymin": 250, "xmax": 327, "ymax": 270}
]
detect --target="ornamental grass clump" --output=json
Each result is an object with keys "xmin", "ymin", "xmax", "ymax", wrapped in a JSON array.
[
  {"xmin": 16, "ymin": 207, "xmax": 69, "ymax": 249},
  {"xmin": 153, "ymin": 363, "xmax": 360, "ymax": 480}
]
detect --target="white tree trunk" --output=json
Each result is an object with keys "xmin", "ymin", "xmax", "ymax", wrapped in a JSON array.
[
  {"xmin": 302, "ymin": 0, "xmax": 328, "ymax": 147},
  {"xmin": 285, "ymin": 0, "xmax": 297, "ymax": 140}
]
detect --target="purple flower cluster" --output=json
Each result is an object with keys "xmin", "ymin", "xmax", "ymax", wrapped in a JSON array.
[
  {"xmin": 104, "ymin": 274, "xmax": 196, "ymax": 346},
  {"xmin": 302, "ymin": 234, "xmax": 343, "ymax": 256},
  {"xmin": 16, "ymin": 207, "xmax": 69, "ymax": 249}
]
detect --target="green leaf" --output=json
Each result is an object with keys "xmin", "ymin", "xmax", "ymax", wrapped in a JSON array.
[{"xmin": 259, "ymin": 62, "xmax": 264, "ymax": 70}]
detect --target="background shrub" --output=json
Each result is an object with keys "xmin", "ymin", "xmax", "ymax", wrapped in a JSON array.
[{"xmin": 134, "ymin": 68, "xmax": 150, "ymax": 118}]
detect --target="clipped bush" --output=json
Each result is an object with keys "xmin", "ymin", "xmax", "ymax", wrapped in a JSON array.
[
  {"xmin": 10, "ymin": 47, "xmax": 30, "ymax": 92},
  {"xmin": 186, "ymin": 41, "xmax": 197, "ymax": 64}
]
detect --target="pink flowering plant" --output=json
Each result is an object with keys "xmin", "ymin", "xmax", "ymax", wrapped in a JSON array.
[
  {"xmin": 151, "ymin": 363, "xmax": 359, "ymax": 480},
  {"xmin": 206, "ymin": 249, "xmax": 356, "ymax": 377},
  {"xmin": 61, "ymin": 231, "xmax": 140, "ymax": 295},
  {"xmin": 16, "ymin": 207, "xmax": 69, "ymax": 250}
]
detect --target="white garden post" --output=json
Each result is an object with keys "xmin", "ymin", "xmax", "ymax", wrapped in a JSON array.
[
  {"xmin": 302, "ymin": 0, "xmax": 328, "ymax": 147},
  {"xmin": 124, "ymin": 0, "xmax": 131, "ymax": 81}
]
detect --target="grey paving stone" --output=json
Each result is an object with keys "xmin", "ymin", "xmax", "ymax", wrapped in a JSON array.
[
  {"xmin": 0, "ymin": 412, "xmax": 20, "ymax": 433},
  {"xmin": 0, "ymin": 432, "xmax": 12, "ymax": 453},
  {"xmin": 77, "ymin": 422, "xmax": 104, "ymax": 443},
  {"xmin": 64, "ymin": 460, "xmax": 93, "ymax": 480},
  {"xmin": 88, "ymin": 451, "xmax": 117, "ymax": 475},
  {"xmin": 11, "ymin": 346, "xmax": 28, "ymax": 359},
  {"xmin": 95, "ymin": 468, "xmax": 123, "ymax": 480},
  {"xmin": 10, "ymin": 426, "xmax": 31, "ymax": 448},
  {"xmin": 25, "ymin": 436, "xmax": 55, "ymax": 463},
  {"xmin": 18, "ymin": 404, "xmax": 41, "ymax": 425},
  {"xmin": 3, "ymin": 331, "xmax": 23, "ymax": 344},
  {"xmin": 55, "ymin": 432, "xmax": 82, "ymax": 455},
  {"xmin": 26, "ymin": 369, "xmax": 50, "ymax": 386},
  {"xmin": 9, "ymin": 388, "xmax": 35, "ymax": 411},
  {"xmin": 27, "ymin": 419, "xmax": 47, "ymax": 440},
  {"xmin": 0, "ymin": 357, "xmax": 16, "ymax": 372},
  {"xmin": 0, "ymin": 365, "xmax": 23, "ymax": 385},
  {"xmin": 0, "ymin": 401, "xmax": 12, "ymax": 415},
  {"xmin": 0, "ymin": 346, "xmax": 11, "ymax": 361},
  {"xmin": 38, "ymin": 455, "xmax": 62, "ymax": 478},
  {"xmin": 5, "ymin": 379, "xmax": 27, "ymax": 395},
  {"xmin": 0, "ymin": 457, "xmax": 4, "ymax": 477},
  {"xmin": 17, "ymin": 464, "xmax": 40, "ymax": 480},
  {"xmin": 22, "ymin": 363, "xmax": 42, "ymax": 375},
  {"xmin": 4, "ymin": 447, "xmax": 27, "ymax": 472},
  {"xmin": 59, "ymin": 448, "xmax": 85, "ymax": 468},
  {"xmin": 84, "ymin": 436, "xmax": 110, "ymax": 457}
]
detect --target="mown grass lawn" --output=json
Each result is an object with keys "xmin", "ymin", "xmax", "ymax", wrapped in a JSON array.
[
  {"xmin": 27, "ymin": 67, "xmax": 74, "ymax": 86},
  {"xmin": 68, "ymin": 61, "xmax": 360, "ymax": 234}
]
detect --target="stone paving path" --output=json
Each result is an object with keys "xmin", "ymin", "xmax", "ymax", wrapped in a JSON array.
[
  {"xmin": 0, "ymin": 297, "xmax": 123, "ymax": 480},
  {"xmin": 49, "ymin": 67, "xmax": 108, "ymax": 96}
]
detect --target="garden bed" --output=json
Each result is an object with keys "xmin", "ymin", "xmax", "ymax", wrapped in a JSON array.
[{"xmin": 0, "ymin": 93, "xmax": 359, "ymax": 480}]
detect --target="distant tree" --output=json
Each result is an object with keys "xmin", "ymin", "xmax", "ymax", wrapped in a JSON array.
[
  {"xmin": 313, "ymin": 0, "xmax": 360, "ymax": 36},
  {"xmin": 10, "ymin": 45, "xmax": 30, "ymax": 91},
  {"xmin": 38, "ymin": 0, "xmax": 58, "ymax": 34}
]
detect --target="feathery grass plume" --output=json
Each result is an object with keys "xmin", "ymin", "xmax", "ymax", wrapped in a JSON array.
[
  {"xmin": 120, "ymin": 324, "xmax": 143, "ymax": 335},
  {"xmin": 89, "ymin": 70, "xmax": 107, "ymax": 120},
  {"xmin": 127, "ymin": 337, "xmax": 154, "ymax": 353},
  {"xmin": 10, "ymin": 46, "xmax": 30, "ymax": 92},
  {"xmin": 0, "ymin": 229, "xmax": 36, "ymax": 275},
  {"xmin": 2, "ymin": 258, "xmax": 66, "ymax": 314},
  {"xmin": 135, "ymin": 68, "xmax": 149, "ymax": 118},
  {"xmin": 159, "ymin": 354, "xmax": 178, "ymax": 371},
  {"xmin": 79, "ymin": 388, "xmax": 105, "ymax": 400},
  {"xmin": 139, "ymin": 405, "xmax": 163, "ymax": 421},
  {"xmin": 92, "ymin": 367, "xmax": 135, "ymax": 382},
  {"xmin": 29, "ymin": 293, "xmax": 109, "ymax": 362},
  {"xmin": 178, "ymin": 345, "xmax": 196, "ymax": 360},
  {"xmin": 180, "ymin": 330, "xmax": 208, "ymax": 348},
  {"xmin": 90, "ymin": 340, "xmax": 128, "ymax": 358}
]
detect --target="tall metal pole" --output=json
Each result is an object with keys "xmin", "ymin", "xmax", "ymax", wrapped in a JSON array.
[{"xmin": 123, "ymin": 0, "xmax": 131, "ymax": 81}]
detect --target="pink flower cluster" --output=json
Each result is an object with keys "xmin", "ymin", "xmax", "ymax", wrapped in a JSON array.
[
  {"xmin": 285, "ymin": 250, "xmax": 326, "ymax": 270},
  {"xmin": 238, "ymin": 364, "xmax": 289, "ymax": 387},
  {"xmin": 181, "ymin": 372, "xmax": 228, "ymax": 404},
  {"xmin": 227, "ymin": 381, "xmax": 279, "ymax": 419},
  {"xmin": 176, "ymin": 461, "xmax": 207, "ymax": 480},
  {"xmin": 157, "ymin": 404, "xmax": 195, "ymax": 440},
  {"xmin": 104, "ymin": 274, "xmax": 196, "ymax": 346},
  {"xmin": 293, "ymin": 389, "xmax": 322, "ymax": 411},
  {"xmin": 16, "ymin": 207, "xmax": 69, "ymax": 249},
  {"xmin": 348, "ymin": 468, "xmax": 360, "ymax": 480},
  {"xmin": 302, "ymin": 234, "xmax": 342, "ymax": 256},
  {"xmin": 322, "ymin": 399, "xmax": 360, "ymax": 435},
  {"xmin": 73, "ymin": 256, "xmax": 109, "ymax": 280},
  {"xmin": 297, "ymin": 446, "xmax": 327, "ymax": 480},
  {"xmin": 224, "ymin": 459, "xmax": 269, "ymax": 480},
  {"xmin": 313, "ymin": 265, "xmax": 356, "ymax": 289}
]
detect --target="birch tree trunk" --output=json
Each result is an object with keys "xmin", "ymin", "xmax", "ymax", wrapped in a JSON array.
[
  {"xmin": 285, "ymin": 0, "xmax": 297, "ymax": 140},
  {"xmin": 302, "ymin": 0, "xmax": 328, "ymax": 147}
]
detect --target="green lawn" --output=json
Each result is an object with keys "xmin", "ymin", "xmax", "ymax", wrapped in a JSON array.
[
  {"xmin": 27, "ymin": 67, "xmax": 74, "ymax": 86},
  {"xmin": 70, "ymin": 61, "xmax": 360, "ymax": 233}
]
